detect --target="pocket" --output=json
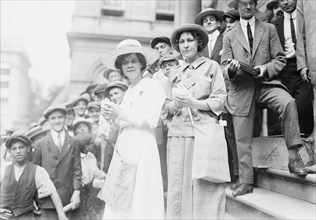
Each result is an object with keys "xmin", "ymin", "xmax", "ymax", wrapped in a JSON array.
[{"xmin": 194, "ymin": 77, "xmax": 212, "ymax": 98}]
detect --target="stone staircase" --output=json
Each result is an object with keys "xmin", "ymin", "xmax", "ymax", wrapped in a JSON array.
[{"xmin": 225, "ymin": 137, "xmax": 316, "ymax": 219}]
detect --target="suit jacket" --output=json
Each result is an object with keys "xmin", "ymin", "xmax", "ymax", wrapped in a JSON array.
[
  {"xmin": 271, "ymin": 16, "xmax": 285, "ymax": 50},
  {"xmin": 201, "ymin": 33, "xmax": 224, "ymax": 64},
  {"xmin": 32, "ymin": 130, "xmax": 82, "ymax": 208},
  {"xmin": 221, "ymin": 19, "xmax": 287, "ymax": 116},
  {"xmin": 296, "ymin": 0, "xmax": 316, "ymax": 81}
]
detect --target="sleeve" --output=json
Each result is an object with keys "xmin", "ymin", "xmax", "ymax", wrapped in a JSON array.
[
  {"xmin": 296, "ymin": 0, "xmax": 307, "ymax": 71},
  {"xmin": 35, "ymin": 166, "xmax": 57, "ymax": 199},
  {"xmin": 220, "ymin": 34, "xmax": 235, "ymax": 80},
  {"xmin": 117, "ymin": 82, "xmax": 166, "ymax": 129},
  {"xmin": 32, "ymin": 140, "xmax": 42, "ymax": 166},
  {"xmin": 205, "ymin": 62, "xmax": 227, "ymax": 116},
  {"xmin": 72, "ymin": 141, "xmax": 82, "ymax": 190},
  {"xmin": 264, "ymin": 25, "xmax": 287, "ymax": 79}
]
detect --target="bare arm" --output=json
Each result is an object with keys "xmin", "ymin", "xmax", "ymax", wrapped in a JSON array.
[{"xmin": 50, "ymin": 190, "xmax": 69, "ymax": 220}]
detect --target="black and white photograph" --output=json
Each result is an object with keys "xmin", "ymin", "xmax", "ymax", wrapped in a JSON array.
[{"xmin": 1, "ymin": 0, "xmax": 315, "ymax": 219}]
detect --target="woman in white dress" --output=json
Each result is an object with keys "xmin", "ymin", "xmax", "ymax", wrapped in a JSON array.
[{"xmin": 98, "ymin": 39, "xmax": 166, "ymax": 219}]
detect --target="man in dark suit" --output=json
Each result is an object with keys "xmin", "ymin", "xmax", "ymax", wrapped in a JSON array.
[
  {"xmin": 222, "ymin": 0, "xmax": 307, "ymax": 197},
  {"xmin": 271, "ymin": 0, "xmax": 313, "ymax": 137},
  {"xmin": 33, "ymin": 104, "xmax": 82, "ymax": 219},
  {"xmin": 194, "ymin": 8, "xmax": 225, "ymax": 64}
]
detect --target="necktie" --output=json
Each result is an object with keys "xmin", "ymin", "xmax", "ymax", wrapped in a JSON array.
[
  {"xmin": 57, "ymin": 133, "xmax": 62, "ymax": 152},
  {"xmin": 247, "ymin": 22, "xmax": 253, "ymax": 54},
  {"xmin": 290, "ymin": 14, "xmax": 296, "ymax": 50}
]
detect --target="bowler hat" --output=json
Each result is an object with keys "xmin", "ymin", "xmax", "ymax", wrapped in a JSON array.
[
  {"xmin": 43, "ymin": 104, "xmax": 67, "ymax": 119},
  {"xmin": 159, "ymin": 54, "xmax": 179, "ymax": 67},
  {"xmin": 105, "ymin": 81, "xmax": 129, "ymax": 96},
  {"xmin": 223, "ymin": 9, "xmax": 240, "ymax": 20},
  {"xmin": 25, "ymin": 126, "xmax": 49, "ymax": 141},
  {"xmin": 102, "ymin": 39, "xmax": 158, "ymax": 70},
  {"xmin": 150, "ymin": 37, "xmax": 171, "ymax": 49},
  {"xmin": 6, "ymin": 134, "xmax": 31, "ymax": 149},
  {"xmin": 228, "ymin": 0, "xmax": 257, "ymax": 8},
  {"xmin": 266, "ymin": 0, "xmax": 279, "ymax": 10},
  {"xmin": 194, "ymin": 8, "xmax": 225, "ymax": 25},
  {"xmin": 170, "ymin": 24, "xmax": 209, "ymax": 53}
]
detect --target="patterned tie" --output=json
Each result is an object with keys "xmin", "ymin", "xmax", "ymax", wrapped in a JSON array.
[
  {"xmin": 247, "ymin": 22, "xmax": 253, "ymax": 54},
  {"xmin": 290, "ymin": 14, "xmax": 296, "ymax": 50},
  {"xmin": 57, "ymin": 133, "xmax": 62, "ymax": 152}
]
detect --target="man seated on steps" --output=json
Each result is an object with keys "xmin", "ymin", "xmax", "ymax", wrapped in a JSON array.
[{"xmin": 221, "ymin": 0, "xmax": 308, "ymax": 197}]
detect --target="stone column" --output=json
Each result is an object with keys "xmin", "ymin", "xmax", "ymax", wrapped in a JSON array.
[{"xmin": 174, "ymin": 0, "xmax": 201, "ymax": 27}]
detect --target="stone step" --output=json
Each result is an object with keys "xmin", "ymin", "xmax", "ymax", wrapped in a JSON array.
[
  {"xmin": 254, "ymin": 168, "xmax": 316, "ymax": 204},
  {"xmin": 252, "ymin": 137, "xmax": 315, "ymax": 170},
  {"xmin": 225, "ymin": 186, "xmax": 316, "ymax": 220}
]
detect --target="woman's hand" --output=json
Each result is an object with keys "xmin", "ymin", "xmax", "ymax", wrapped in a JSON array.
[
  {"xmin": 101, "ymin": 101, "xmax": 122, "ymax": 121},
  {"xmin": 173, "ymin": 93, "xmax": 196, "ymax": 108}
]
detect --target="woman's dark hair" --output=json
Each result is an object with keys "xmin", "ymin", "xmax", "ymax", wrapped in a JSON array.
[
  {"xmin": 174, "ymin": 30, "xmax": 204, "ymax": 52},
  {"xmin": 115, "ymin": 53, "xmax": 147, "ymax": 74}
]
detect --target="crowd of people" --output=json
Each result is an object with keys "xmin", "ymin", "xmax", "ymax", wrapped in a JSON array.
[{"xmin": 1, "ymin": 0, "xmax": 315, "ymax": 219}]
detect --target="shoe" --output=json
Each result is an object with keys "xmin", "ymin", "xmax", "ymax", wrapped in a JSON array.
[
  {"xmin": 288, "ymin": 158, "xmax": 308, "ymax": 176},
  {"xmin": 230, "ymin": 182, "xmax": 239, "ymax": 190},
  {"xmin": 232, "ymin": 184, "xmax": 254, "ymax": 197},
  {"xmin": 305, "ymin": 164, "xmax": 316, "ymax": 174}
]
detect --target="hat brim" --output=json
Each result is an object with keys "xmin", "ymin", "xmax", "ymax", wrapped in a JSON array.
[
  {"xmin": 103, "ymin": 68, "xmax": 121, "ymax": 80},
  {"xmin": 28, "ymin": 129, "xmax": 49, "ymax": 141},
  {"xmin": 44, "ymin": 108, "xmax": 67, "ymax": 119},
  {"xmin": 194, "ymin": 9, "xmax": 225, "ymax": 25},
  {"xmin": 228, "ymin": 0, "xmax": 237, "ymax": 8},
  {"xmin": 170, "ymin": 24, "xmax": 209, "ymax": 53},
  {"xmin": 105, "ymin": 84, "xmax": 129, "ymax": 95},
  {"xmin": 266, "ymin": 1, "xmax": 279, "ymax": 10},
  {"xmin": 102, "ymin": 47, "xmax": 158, "ymax": 71},
  {"xmin": 6, "ymin": 136, "xmax": 31, "ymax": 148}
]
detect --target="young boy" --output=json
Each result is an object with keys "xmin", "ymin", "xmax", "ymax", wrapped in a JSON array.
[
  {"xmin": 32, "ymin": 104, "xmax": 82, "ymax": 219},
  {"xmin": 1, "ymin": 134, "xmax": 68, "ymax": 220}
]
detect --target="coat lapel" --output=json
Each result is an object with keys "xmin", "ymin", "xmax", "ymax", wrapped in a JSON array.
[
  {"xmin": 274, "ymin": 16, "xmax": 285, "ymax": 49},
  {"xmin": 47, "ymin": 132, "xmax": 60, "ymax": 158},
  {"xmin": 211, "ymin": 34, "xmax": 223, "ymax": 59},
  {"xmin": 252, "ymin": 20, "xmax": 265, "ymax": 59},
  {"xmin": 234, "ymin": 24, "xmax": 251, "ymax": 54},
  {"xmin": 58, "ymin": 132, "xmax": 71, "ymax": 163}
]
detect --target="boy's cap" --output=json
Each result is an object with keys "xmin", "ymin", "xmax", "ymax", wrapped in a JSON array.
[
  {"xmin": 43, "ymin": 104, "xmax": 67, "ymax": 119},
  {"xmin": 159, "ymin": 54, "xmax": 179, "ymax": 67}
]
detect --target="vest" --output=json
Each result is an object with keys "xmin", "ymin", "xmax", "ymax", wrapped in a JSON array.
[{"xmin": 0, "ymin": 162, "xmax": 37, "ymax": 217}]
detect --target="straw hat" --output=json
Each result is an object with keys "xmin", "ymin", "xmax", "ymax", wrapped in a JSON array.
[
  {"xmin": 102, "ymin": 39, "xmax": 158, "ymax": 70},
  {"xmin": 25, "ymin": 126, "xmax": 49, "ymax": 141},
  {"xmin": 103, "ymin": 68, "xmax": 121, "ymax": 80},
  {"xmin": 194, "ymin": 8, "xmax": 225, "ymax": 25},
  {"xmin": 170, "ymin": 24, "xmax": 209, "ymax": 53}
]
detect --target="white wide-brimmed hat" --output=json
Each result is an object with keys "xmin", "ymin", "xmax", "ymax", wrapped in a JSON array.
[{"xmin": 102, "ymin": 39, "xmax": 158, "ymax": 70}]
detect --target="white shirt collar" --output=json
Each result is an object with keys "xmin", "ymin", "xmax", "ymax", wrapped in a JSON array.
[
  {"xmin": 240, "ymin": 16, "xmax": 255, "ymax": 27},
  {"xmin": 284, "ymin": 10, "xmax": 296, "ymax": 20},
  {"xmin": 51, "ymin": 129, "xmax": 65, "ymax": 144},
  {"xmin": 208, "ymin": 30, "xmax": 220, "ymax": 40}
]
